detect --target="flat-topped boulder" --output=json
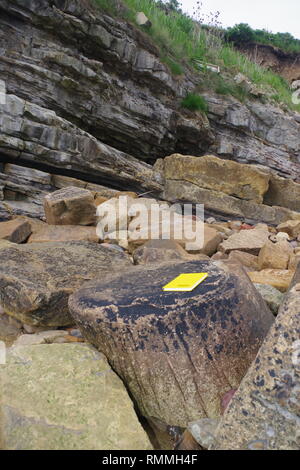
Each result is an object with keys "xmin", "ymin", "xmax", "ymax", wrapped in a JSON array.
[
  {"xmin": 69, "ymin": 260, "xmax": 274, "ymax": 432},
  {"xmin": 0, "ymin": 241, "xmax": 131, "ymax": 327},
  {"xmin": 219, "ymin": 226, "xmax": 270, "ymax": 255},
  {"xmin": 211, "ymin": 266, "xmax": 300, "ymax": 450},
  {"xmin": 163, "ymin": 154, "xmax": 270, "ymax": 204},
  {"xmin": 44, "ymin": 187, "xmax": 96, "ymax": 226},
  {"xmin": 0, "ymin": 343, "xmax": 152, "ymax": 450}
]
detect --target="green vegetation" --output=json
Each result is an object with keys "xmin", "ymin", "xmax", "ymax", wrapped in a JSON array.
[
  {"xmin": 181, "ymin": 93, "xmax": 208, "ymax": 113},
  {"xmin": 226, "ymin": 23, "xmax": 300, "ymax": 54},
  {"xmin": 94, "ymin": 0, "xmax": 300, "ymax": 112}
]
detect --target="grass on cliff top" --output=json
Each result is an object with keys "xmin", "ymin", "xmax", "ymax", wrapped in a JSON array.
[{"xmin": 94, "ymin": 0, "xmax": 300, "ymax": 112}]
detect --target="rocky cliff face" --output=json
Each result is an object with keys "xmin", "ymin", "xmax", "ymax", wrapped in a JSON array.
[{"xmin": 0, "ymin": 0, "xmax": 299, "ymax": 221}]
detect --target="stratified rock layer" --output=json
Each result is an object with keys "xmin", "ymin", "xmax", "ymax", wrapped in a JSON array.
[
  {"xmin": 69, "ymin": 260, "xmax": 274, "ymax": 428},
  {"xmin": 211, "ymin": 266, "xmax": 300, "ymax": 450},
  {"xmin": 0, "ymin": 241, "xmax": 131, "ymax": 327},
  {"xmin": 0, "ymin": 343, "xmax": 152, "ymax": 450}
]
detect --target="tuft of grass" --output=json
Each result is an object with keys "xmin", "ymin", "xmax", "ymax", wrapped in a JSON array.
[
  {"xmin": 162, "ymin": 56, "xmax": 183, "ymax": 75},
  {"xmin": 181, "ymin": 93, "xmax": 208, "ymax": 113}
]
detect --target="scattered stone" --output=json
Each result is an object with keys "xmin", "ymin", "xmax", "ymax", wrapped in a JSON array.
[
  {"xmin": 136, "ymin": 12, "xmax": 152, "ymax": 27},
  {"xmin": 28, "ymin": 225, "xmax": 99, "ymax": 244},
  {"xmin": 69, "ymin": 260, "xmax": 273, "ymax": 429},
  {"xmin": 44, "ymin": 187, "xmax": 96, "ymax": 226},
  {"xmin": 0, "ymin": 218, "xmax": 31, "ymax": 243},
  {"xmin": 0, "ymin": 343, "xmax": 152, "ymax": 450},
  {"xmin": 253, "ymin": 283, "xmax": 284, "ymax": 315},
  {"xmin": 275, "ymin": 231, "xmax": 290, "ymax": 242},
  {"xmin": 227, "ymin": 251, "xmax": 259, "ymax": 271},
  {"xmin": 219, "ymin": 226, "xmax": 269, "ymax": 255},
  {"xmin": 248, "ymin": 269, "xmax": 295, "ymax": 292},
  {"xmin": 0, "ymin": 241, "xmax": 131, "ymax": 327},
  {"xmin": 206, "ymin": 217, "xmax": 216, "ymax": 224},
  {"xmin": 277, "ymin": 220, "xmax": 300, "ymax": 238},
  {"xmin": 258, "ymin": 240, "xmax": 292, "ymax": 270},
  {"xmin": 211, "ymin": 266, "xmax": 300, "ymax": 450}
]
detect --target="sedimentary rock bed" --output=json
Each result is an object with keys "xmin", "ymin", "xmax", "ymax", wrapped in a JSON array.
[{"xmin": 69, "ymin": 260, "xmax": 274, "ymax": 429}]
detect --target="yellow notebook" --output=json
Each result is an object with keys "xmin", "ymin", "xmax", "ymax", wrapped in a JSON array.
[{"xmin": 162, "ymin": 273, "xmax": 208, "ymax": 292}]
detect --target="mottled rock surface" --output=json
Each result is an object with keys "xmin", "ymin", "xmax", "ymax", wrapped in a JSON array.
[
  {"xmin": 0, "ymin": 241, "xmax": 131, "ymax": 327},
  {"xmin": 211, "ymin": 267, "xmax": 300, "ymax": 450},
  {"xmin": 0, "ymin": 343, "xmax": 152, "ymax": 450},
  {"xmin": 253, "ymin": 284, "xmax": 284, "ymax": 315},
  {"xmin": 69, "ymin": 260, "xmax": 274, "ymax": 429}
]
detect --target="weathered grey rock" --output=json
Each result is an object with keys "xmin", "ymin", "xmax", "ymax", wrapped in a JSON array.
[
  {"xmin": 0, "ymin": 241, "xmax": 131, "ymax": 327},
  {"xmin": 0, "ymin": 343, "xmax": 152, "ymax": 450},
  {"xmin": 69, "ymin": 260, "xmax": 274, "ymax": 429},
  {"xmin": 204, "ymin": 93, "xmax": 300, "ymax": 181},
  {"xmin": 253, "ymin": 283, "xmax": 284, "ymax": 315},
  {"xmin": 212, "ymin": 266, "xmax": 300, "ymax": 450}
]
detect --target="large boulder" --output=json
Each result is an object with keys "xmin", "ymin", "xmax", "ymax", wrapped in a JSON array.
[
  {"xmin": 44, "ymin": 187, "xmax": 96, "ymax": 226},
  {"xmin": 211, "ymin": 266, "xmax": 300, "ymax": 450},
  {"xmin": 69, "ymin": 260, "xmax": 274, "ymax": 433},
  {"xmin": 0, "ymin": 343, "xmax": 152, "ymax": 450},
  {"xmin": 0, "ymin": 241, "xmax": 131, "ymax": 327},
  {"xmin": 219, "ymin": 226, "xmax": 270, "ymax": 255},
  {"xmin": 163, "ymin": 154, "xmax": 270, "ymax": 203}
]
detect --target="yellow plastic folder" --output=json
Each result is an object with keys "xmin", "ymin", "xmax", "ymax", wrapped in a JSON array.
[{"xmin": 162, "ymin": 273, "xmax": 208, "ymax": 292}]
